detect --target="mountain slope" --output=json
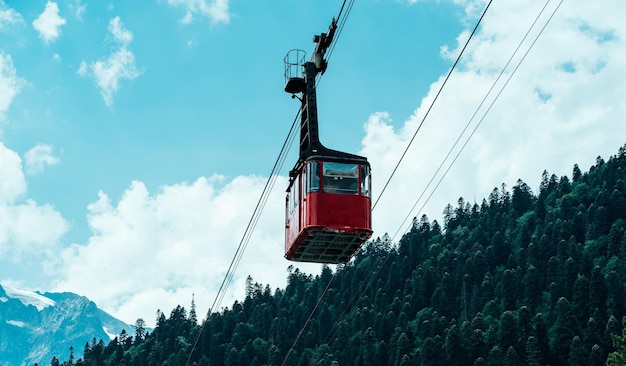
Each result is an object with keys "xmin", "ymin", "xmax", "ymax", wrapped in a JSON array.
[
  {"xmin": 60, "ymin": 143, "xmax": 626, "ymax": 365},
  {"xmin": 0, "ymin": 286, "xmax": 130, "ymax": 366}
]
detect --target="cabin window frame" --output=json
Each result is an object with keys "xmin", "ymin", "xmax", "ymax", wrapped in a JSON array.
[
  {"xmin": 287, "ymin": 174, "xmax": 300, "ymax": 215},
  {"xmin": 360, "ymin": 165, "xmax": 371, "ymax": 197},
  {"xmin": 322, "ymin": 162, "xmax": 359, "ymax": 195},
  {"xmin": 306, "ymin": 161, "xmax": 320, "ymax": 193}
]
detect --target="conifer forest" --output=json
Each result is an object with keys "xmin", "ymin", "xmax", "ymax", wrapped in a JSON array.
[{"xmin": 56, "ymin": 144, "xmax": 626, "ymax": 365}]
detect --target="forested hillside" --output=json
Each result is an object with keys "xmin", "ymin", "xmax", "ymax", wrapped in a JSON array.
[{"xmin": 57, "ymin": 144, "xmax": 626, "ymax": 365}]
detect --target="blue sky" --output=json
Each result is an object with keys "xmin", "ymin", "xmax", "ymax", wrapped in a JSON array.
[
  {"xmin": 2, "ymin": 0, "xmax": 460, "ymax": 242},
  {"xmin": 1, "ymin": 0, "xmax": 626, "ymax": 326}
]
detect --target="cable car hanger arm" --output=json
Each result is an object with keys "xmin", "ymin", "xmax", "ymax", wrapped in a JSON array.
[{"xmin": 312, "ymin": 17, "xmax": 337, "ymax": 75}]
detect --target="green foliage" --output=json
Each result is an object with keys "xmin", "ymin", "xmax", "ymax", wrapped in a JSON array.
[
  {"xmin": 54, "ymin": 143, "xmax": 626, "ymax": 366},
  {"xmin": 607, "ymin": 317, "xmax": 626, "ymax": 365}
]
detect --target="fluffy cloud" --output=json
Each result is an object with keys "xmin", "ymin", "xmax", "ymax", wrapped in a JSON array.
[
  {"xmin": 24, "ymin": 144, "xmax": 60, "ymax": 175},
  {"xmin": 0, "ymin": 52, "xmax": 24, "ymax": 122},
  {"xmin": 363, "ymin": 0, "xmax": 626, "ymax": 239},
  {"xmin": 32, "ymin": 1, "xmax": 66, "ymax": 44},
  {"xmin": 108, "ymin": 16, "xmax": 132, "ymax": 45},
  {"xmin": 0, "ymin": 143, "xmax": 68, "ymax": 260},
  {"xmin": 0, "ymin": 1, "xmax": 23, "ymax": 31},
  {"xmin": 82, "ymin": 17, "xmax": 142, "ymax": 107},
  {"xmin": 167, "ymin": 0, "xmax": 230, "ymax": 25},
  {"xmin": 52, "ymin": 175, "xmax": 320, "ymax": 326},
  {"xmin": 91, "ymin": 48, "xmax": 140, "ymax": 107},
  {"xmin": 0, "ymin": 142, "xmax": 25, "ymax": 204}
]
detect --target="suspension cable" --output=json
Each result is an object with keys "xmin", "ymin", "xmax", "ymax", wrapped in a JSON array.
[
  {"xmin": 371, "ymin": 0, "xmax": 493, "ymax": 211},
  {"xmin": 316, "ymin": 0, "xmax": 355, "ymax": 88},
  {"xmin": 291, "ymin": 0, "xmax": 563, "ymax": 363},
  {"xmin": 390, "ymin": 0, "xmax": 555, "ymax": 240},
  {"xmin": 190, "ymin": 0, "xmax": 563, "ymax": 363},
  {"xmin": 280, "ymin": 275, "xmax": 336, "ymax": 366},
  {"xmin": 186, "ymin": 1, "xmax": 352, "ymax": 364},
  {"xmin": 282, "ymin": 2, "xmax": 493, "ymax": 365},
  {"xmin": 403, "ymin": 0, "xmax": 564, "ymax": 236},
  {"xmin": 309, "ymin": 2, "xmax": 563, "ymax": 365},
  {"xmin": 184, "ymin": 110, "xmax": 300, "ymax": 366}
]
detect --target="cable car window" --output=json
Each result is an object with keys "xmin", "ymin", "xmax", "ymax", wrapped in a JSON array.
[
  {"xmin": 287, "ymin": 187, "xmax": 294, "ymax": 214},
  {"xmin": 288, "ymin": 174, "xmax": 300, "ymax": 214},
  {"xmin": 323, "ymin": 162, "xmax": 358, "ymax": 194},
  {"xmin": 306, "ymin": 161, "xmax": 320, "ymax": 192},
  {"xmin": 361, "ymin": 165, "xmax": 371, "ymax": 197}
]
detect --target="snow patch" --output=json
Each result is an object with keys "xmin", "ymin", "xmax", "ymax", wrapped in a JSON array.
[
  {"xmin": 0, "ymin": 297, "xmax": 7, "ymax": 302},
  {"xmin": 103, "ymin": 326, "xmax": 117, "ymax": 340},
  {"xmin": 2, "ymin": 285, "xmax": 55, "ymax": 311},
  {"xmin": 7, "ymin": 320, "xmax": 25, "ymax": 327}
]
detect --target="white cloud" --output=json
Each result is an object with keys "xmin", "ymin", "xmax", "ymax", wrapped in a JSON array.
[
  {"xmin": 68, "ymin": 0, "xmax": 86, "ymax": 20},
  {"xmin": 0, "ymin": 52, "xmax": 24, "ymax": 122},
  {"xmin": 167, "ymin": 0, "xmax": 230, "ymax": 25},
  {"xmin": 0, "ymin": 143, "xmax": 68, "ymax": 260},
  {"xmin": 77, "ymin": 60, "xmax": 87, "ymax": 77},
  {"xmin": 92, "ymin": 48, "xmax": 141, "ymax": 107},
  {"xmin": 0, "ymin": 200, "xmax": 68, "ymax": 261},
  {"xmin": 452, "ymin": 0, "xmax": 491, "ymax": 23},
  {"xmin": 0, "ymin": 142, "xmax": 25, "ymax": 204},
  {"xmin": 362, "ymin": 0, "xmax": 626, "ymax": 239},
  {"xmin": 24, "ymin": 144, "xmax": 60, "ymax": 175},
  {"xmin": 108, "ymin": 16, "xmax": 132, "ymax": 45},
  {"xmin": 0, "ymin": 1, "xmax": 23, "ymax": 31},
  {"xmin": 84, "ymin": 17, "xmax": 142, "ymax": 107},
  {"xmin": 52, "ymin": 175, "xmax": 321, "ymax": 326},
  {"xmin": 32, "ymin": 1, "xmax": 66, "ymax": 44}
]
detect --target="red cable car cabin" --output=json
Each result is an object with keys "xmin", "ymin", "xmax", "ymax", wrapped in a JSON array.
[
  {"xmin": 285, "ymin": 156, "xmax": 372, "ymax": 264},
  {"xmin": 283, "ymin": 18, "xmax": 372, "ymax": 264}
]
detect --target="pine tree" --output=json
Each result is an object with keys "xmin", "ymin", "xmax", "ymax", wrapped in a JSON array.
[
  {"xmin": 421, "ymin": 336, "xmax": 443, "ymax": 366},
  {"xmin": 572, "ymin": 164, "xmax": 582, "ymax": 182},
  {"xmin": 549, "ymin": 297, "xmax": 578, "ymax": 364},
  {"xmin": 190, "ymin": 294, "xmax": 198, "ymax": 324},
  {"xmin": 503, "ymin": 346, "xmax": 521, "ymax": 366},
  {"xmin": 444, "ymin": 323, "xmax": 467, "ymax": 366},
  {"xmin": 532, "ymin": 313, "xmax": 550, "ymax": 364},
  {"xmin": 357, "ymin": 327, "xmax": 380, "ymax": 366},
  {"xmin": 498, "ymin": 311, "xmax": 518, "ymax": 351},
  {"xmin": 486, "ymin": 346, "xmax": 503, "ymax": 366},
  {"xmin": 589, "ymin": 343, "xmax": 605, "ymax": 366},
  {"xmin": 525, "ymin": 336, "xmax": 543, "ymax": 366},
  {"xmin": 225, "ymin": 346, "xmax": 240, "ymax": 366},
  {"xmin": 135, "ymin": 318, "xmax": 146, "ymax": 343},
  {"xmin": 469, "ymin": 328, "xmax": 486, "ymax": 362},
  {"xmin": 568, "ymin": 335, "xmax": 586, "ymax": 366},
  {"xmin": 512, "ymin": 179, "xmax": 533, "ymax": 216}
]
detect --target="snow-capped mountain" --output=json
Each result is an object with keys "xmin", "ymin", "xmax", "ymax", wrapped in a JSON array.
[{"xmin": 0, "ymin": 284, "xmax": 132, "ymax": 366}]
